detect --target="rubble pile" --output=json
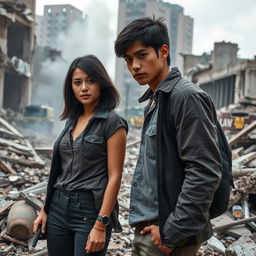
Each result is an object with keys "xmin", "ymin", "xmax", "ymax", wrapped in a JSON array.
[
  {"xmin": 0, "ymin": 115, "xmax": 50, "ymax": 255},
  {"xmin": 1, "ymin": 105, "xmax": 256, "ymax": 255}
]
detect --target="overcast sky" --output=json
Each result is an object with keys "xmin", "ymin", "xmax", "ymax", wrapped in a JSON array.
[{"xmin": 36, "ymin": 0, "xmax": 256, "ymax": 59}]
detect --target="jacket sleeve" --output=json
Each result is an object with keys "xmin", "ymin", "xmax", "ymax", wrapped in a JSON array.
[{"xmin": 163, "ymin": 92, "xmax": 222, "ymax": 246}]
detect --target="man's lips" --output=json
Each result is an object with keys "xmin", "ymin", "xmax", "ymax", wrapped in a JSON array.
[{"xmin": 134, "ymin": 73, "xmax": 146, "ymax": 79}]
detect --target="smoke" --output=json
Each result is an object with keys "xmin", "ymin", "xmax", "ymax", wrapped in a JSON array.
[
  {"xmin": 32, "ymin": 0, "xmax": 115, "ymax": 140},
  {"xmin": 58, "ymin": 1, "xmax": 115, "ymax": 74}
]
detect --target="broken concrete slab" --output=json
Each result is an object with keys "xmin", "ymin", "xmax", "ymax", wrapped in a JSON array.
[{"xmin": 225, "ymin": 236, "xmax": 256, "ymax": 256}]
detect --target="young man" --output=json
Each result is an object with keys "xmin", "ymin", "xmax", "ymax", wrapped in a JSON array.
[{"xmin": 115, "ymin": 17, "xmax": 222, "ymax": 256}]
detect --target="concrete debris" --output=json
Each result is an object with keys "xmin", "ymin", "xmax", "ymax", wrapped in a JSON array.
[
  {"xmin": 207, "ymin": 235, "xmax": 226, "ymax": 253},
  {"xmin": 225, "ymin": 236, "xmax": 256, "ymax": 256},
  {"xmin": 11, "ymin": 56, "xmax": 31, "ymax": 77},
  {"xmin": 2, "ymin": 101, "xmax": 256, "ymax": 255},
  {"xmin": 0, "ymin": 0, "xmax": 34, "ymax": 23},
  {"xmin": 0, "ymin": 7, "xmax": 15, "ymax": 22}
]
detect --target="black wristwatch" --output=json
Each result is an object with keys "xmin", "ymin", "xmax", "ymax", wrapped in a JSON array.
[{"xmin": 96, "ymin": 215, "xmax": 110, "ymax": 225}]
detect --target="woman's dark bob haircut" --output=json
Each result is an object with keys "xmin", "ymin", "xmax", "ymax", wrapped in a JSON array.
[{"xmin": 60, "ymin": 55, "xmax": 120, "ymax": 120}]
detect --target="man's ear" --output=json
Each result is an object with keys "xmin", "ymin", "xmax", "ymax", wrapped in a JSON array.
[{"xmin": 159, "ymin": 44, "xmax": 169, "ymax": 60}]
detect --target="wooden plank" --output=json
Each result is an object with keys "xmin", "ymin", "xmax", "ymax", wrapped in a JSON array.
[
  {"xmin": 232, "ymin": 152, "xmax": 256, "ymax": 167},
  {"xmin": 247, "ymin": 158, "xmax": 256, "ymax": 168},
  {"xmin": 0, "ymin": 201, "xmax": 14, "ymax": 216},
  {"xmin": 0, "ymin": 160, "xmax": 17, "ymax": 174},
  {"xmin": 242, "ymin": 144, "xmax": 256, "ymax": 155},
  {"xmin": 228, "ymin": 120, "xmax": 256, "ymax": 146},
  {"xmin": 232, "ymin": 147, "xmax": 244, "ymax": 160},
  {"xmin": 0, "ymin": 127, "xmax": 21, "ymax": 140},
  {"xmin": 233, "ymin": 168, "xmax": 256, "ymax": 177},
  {"xmin": 2, "ymin": 185, "xmax": 13, "ymax": 195},
  {"xmin": 0, "ymin": 232, "xmax": 27, "ymax": 246},
  {"xmin": 213, "ymin": 215, "xmax": 256, "ymax": 232},
  {"xmin": 0, "ymin": 156, "xmax": 44, "ymax": 169},
  {"xmin": 0, "ymin": 181, "xmax": 10, "ymax": 188},
  {"xmin": 1, "ymin": 244, "xmax": 15, "ymax": 253},
  {"xmin": 34, "ymin": 146, "xmax": 53, "ymax": 155},
  {"xmin": 0, "ymin": 117, "xmax": 23, "ymax": 137},
  {"xmin": 8, "ymin": 146, "xmax": 34, "ymax": 157},
  {"xmin": 211, "ymin": 214, "xmax": 252, "ymax": 238},
  {"xmin": 23, "ymin": 194, "xmax": 43, "ymax": 211},
  {"xmin": 25, "ymin": 140, "xmax": 45, "ymax": 166},
  {"xmin": 0, "ymin": 137, "xmax": 31, "ymax": 152}
]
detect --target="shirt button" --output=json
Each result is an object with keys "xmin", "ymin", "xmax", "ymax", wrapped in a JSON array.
[{"xmin": 133, "ymin": 182, "xmax": 137, "ymax": 187}]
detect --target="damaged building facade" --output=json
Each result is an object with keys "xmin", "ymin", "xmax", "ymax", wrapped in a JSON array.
[
  {"xmin": 183, "ymin": 41, "xmax": 256, "ymax": 109},
  {"xmin": 0, "ymin": 0, "xmax": 35, "ymax": 111}
]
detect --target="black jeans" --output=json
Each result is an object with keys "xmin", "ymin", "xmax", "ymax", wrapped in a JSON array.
[{"xmin": 46, "ymin": 189, "xmax": 112, "ymax": 256}]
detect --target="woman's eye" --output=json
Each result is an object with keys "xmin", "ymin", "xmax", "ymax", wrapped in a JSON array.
[
  {"xmin": 73, "ymin": 80, "xmax": 80, "ymax": 85},
  {"xmin": 88, "ymin": 78, "xmax": 94, "ymax": 83}
]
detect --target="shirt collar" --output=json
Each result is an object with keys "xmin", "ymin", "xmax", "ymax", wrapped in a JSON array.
[
  {"xmin": 93, "ymin": 109, "xmax": 109, "ymax": 119},
  {"xmin": 67, "ymin": 109, "xmax": 109, "ymax": 131}
]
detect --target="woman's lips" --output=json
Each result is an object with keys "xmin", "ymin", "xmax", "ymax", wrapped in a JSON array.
[{"xmin": 81, "ymin": 94, "xmax": 90, "ymax": 99}]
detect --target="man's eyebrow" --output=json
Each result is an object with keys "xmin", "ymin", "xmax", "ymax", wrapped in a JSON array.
[{"xmin": 124, "ymin": 48, "xmax": 147, "ymax": 58}]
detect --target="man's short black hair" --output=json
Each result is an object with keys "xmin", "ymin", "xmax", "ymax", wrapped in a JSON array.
[{"xmin": 115, "ymin": 16, "xmax": 170, "ymax": 65}]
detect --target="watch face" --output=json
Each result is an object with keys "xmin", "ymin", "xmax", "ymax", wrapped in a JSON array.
[{"xmin": 101, "ymin": 216, "xmax": 110, "ymax": 225}]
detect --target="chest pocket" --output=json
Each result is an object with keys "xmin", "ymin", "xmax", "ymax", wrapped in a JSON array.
[
  {"xmin": 84, "ymin": 135, "xmax": 104, "ymax": 144},
  {"xmin": 145, "ymin": 124, "xmax": 157, "ymax": 136},
  {"xmin": 83, "ymin": 135, "xmax": 105, "ymax": 160},
  {"xmin": 145, "ymin": 124, "xmax": 157, "ymax": 159}
]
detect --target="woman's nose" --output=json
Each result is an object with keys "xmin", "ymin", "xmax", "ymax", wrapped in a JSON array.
[{"xmin": 81, "ymin": 82, "xmax": 89, "ymax": 91}]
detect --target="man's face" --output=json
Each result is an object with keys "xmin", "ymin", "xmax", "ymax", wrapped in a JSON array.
[{"xmin": 123, "ymin": 40, "xmax": 168, "ymax": 90}]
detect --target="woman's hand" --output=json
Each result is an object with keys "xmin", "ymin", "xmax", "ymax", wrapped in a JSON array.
[
  {"xmin": 33, "ymin": 208, "xmax": 48, "ymax": 234},
  {"xmin": 85, "ymin": 224, "xmax": 106, "ymax": 253}
]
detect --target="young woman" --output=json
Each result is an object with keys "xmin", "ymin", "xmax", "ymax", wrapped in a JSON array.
[{"xmin": 33, "ymin": 55, "xmax": 128, "ymax": 256}]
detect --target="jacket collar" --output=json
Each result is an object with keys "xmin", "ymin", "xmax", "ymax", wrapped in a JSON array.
[{"xmin": 138, "ymin": 67, "xmax": 182, "ymax": 103}]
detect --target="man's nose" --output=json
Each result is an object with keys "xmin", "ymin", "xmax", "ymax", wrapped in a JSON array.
[{"xmin": 132, "ymin": 59, "xmax": 140, "ymax": 71}]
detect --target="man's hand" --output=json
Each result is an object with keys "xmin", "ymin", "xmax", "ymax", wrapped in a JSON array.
[{"xmin": 140, "ymin": 225, "xmax": 173, "ymax": 254}]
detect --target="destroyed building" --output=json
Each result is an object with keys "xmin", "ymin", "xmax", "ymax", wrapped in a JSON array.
[
  {"xmin": 0, "ymin": 0, "xmax": 35, "ymax": 112},
  {"xmin": 35, "ymin": 4, "xmax": 85, "ymax": 49},
  {"xmin": 183, "ymin": 41, "xmax": 256, "ymax": 109}
]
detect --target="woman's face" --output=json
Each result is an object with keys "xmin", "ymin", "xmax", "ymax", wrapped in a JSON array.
[{"xmin": 72, "ymin": 68, "xmax": 101, "ymax": 109}]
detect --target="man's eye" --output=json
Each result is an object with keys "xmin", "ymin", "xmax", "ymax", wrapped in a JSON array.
[{"xmin": 139, "ymin": 53, "xmax": 146, "ymax": 58}]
